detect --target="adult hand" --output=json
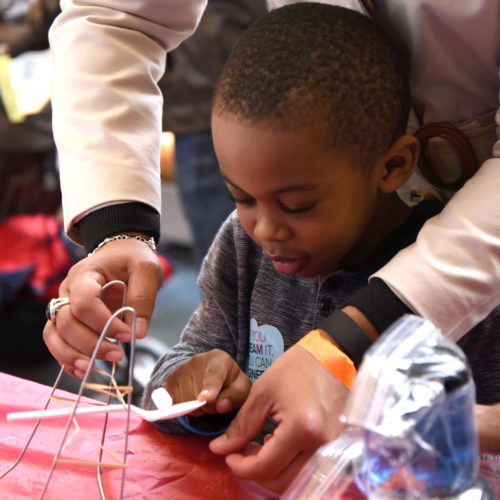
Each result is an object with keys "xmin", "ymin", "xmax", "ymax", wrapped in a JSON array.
[
  {"xmin": 166, "ymin": 349, "xmax": 251, "ymax": 415},
  {"xmin": 43, "ymin": 238, "xmax": 164, "ymax": 378},
  {"xmin": 209, "ymin": 343, "xmax": 347, "ymax": 493},
  {"xmin": 475, "ymin": 403, "xmax": 500, "ymax": 455}
]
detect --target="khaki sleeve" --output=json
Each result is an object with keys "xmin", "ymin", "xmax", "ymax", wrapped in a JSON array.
[
  {"xmin": 373, "ymin": 63, "xmax": 500, "ymax": 341},
  {"xmin": 373, "ymin": 157, "xmax": 500, "ymax": 341},
  {"xmin": 49, "ymin": 0, "xmax": 206, "ymax": 241}
]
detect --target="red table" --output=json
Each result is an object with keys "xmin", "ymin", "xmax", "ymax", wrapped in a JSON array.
[
  {"xmin": 0, "ymin": 373, "xmax": 276, "ymax": 500},
  {"xmin": 1, "ymin": 372, "xmax": 498, "ymax": 499},
  {"xmin": 479, "ymin": 455, "xmax": 500, "ymax": 498}
]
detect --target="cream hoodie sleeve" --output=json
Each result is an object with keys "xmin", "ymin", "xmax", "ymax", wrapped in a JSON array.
[
  {"xmin": 373, "ymin": 107, "xmax": 500, "ymax": 342},
  {"xmin": 49, "ymin": 0, "xmax": 207, "ymax": 242},
  {"xmin": 371, "ymin": 2, "xmax": 500, "ymax": 342}
]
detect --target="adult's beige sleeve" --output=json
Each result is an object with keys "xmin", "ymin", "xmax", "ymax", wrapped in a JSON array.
[
  {"xmin": 373, "ymin": 109, "xmax": 500, "ymax": 342},
  {"xmin": 49, "ymin": 0, "xmax": 207, "ymax": 241}
]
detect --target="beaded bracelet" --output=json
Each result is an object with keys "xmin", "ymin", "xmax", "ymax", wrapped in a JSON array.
[{"xmin": 89, "ymin": 234, "xmax": 157, "ymax": 257}]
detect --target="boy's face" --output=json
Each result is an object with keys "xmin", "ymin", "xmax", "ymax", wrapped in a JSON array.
[{"xmin": 212, "ymin": 114, "xmax": 385, "ymax": 278}]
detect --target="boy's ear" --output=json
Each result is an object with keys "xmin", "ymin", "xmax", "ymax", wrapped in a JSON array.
[{"xmin": 377, "ymin": 134, "xmax": 419, "ymax": 193}]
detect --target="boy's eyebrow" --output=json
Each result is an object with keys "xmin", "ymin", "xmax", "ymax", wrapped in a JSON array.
[
  {"xmin": 221, "ymin": 173, "xmax": 319, "ymax": 194},
  {"xmin": 272, "ymin": 183, "xmax": 319, "ymax": 195}
]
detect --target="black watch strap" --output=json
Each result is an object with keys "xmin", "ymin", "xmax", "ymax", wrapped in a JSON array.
[
  {"xmin": 318, "ymin": 308, "xmax": 373, "ymax": 368},
  {"xmin": 344, "ymin": 278, "xmax": 411, "ymax": 336}
]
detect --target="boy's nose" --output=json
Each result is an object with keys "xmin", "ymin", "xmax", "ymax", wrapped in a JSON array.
[{"xmin": 253, "ymin": 214, "xmax": 291, "ymax": 242}]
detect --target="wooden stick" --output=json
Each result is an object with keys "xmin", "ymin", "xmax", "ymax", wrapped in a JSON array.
[{"xmin": 56, "ymin": 459, "xmax": 126, "ymax": 468}]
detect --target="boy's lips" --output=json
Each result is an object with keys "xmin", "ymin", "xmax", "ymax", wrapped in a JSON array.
[{"xmin": 264, "ymin": 253, "xmax": 308, "ymax": 275}]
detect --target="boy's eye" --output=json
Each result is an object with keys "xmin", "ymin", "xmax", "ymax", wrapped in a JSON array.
[
  {"xmin": 228, "ymin": 191, "xmax": 315, "ymax": 214},
  {"xmin": 279, "ymin": 201, "xmax": 316, "ymax": 214},
  {"xmin": 229, "ymin": 193, "xmax": 255, "ymax": 205}
]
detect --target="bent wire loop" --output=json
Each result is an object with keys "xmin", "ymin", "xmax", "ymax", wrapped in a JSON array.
[{"xmin": 0, "ymin": 280, "xmax": 135, "ymax": 500}]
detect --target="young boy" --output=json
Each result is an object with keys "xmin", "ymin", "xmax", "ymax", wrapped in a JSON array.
[{"xmin": 142, "ymin": 3, "xmax": 498, "ymax": 435}]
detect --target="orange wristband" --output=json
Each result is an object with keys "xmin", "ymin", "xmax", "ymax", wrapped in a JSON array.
[{"xmin": 297, "ymin": 329, "xmax": 356, "ymax": 390}]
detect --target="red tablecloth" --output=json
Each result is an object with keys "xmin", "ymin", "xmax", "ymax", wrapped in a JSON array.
[
  {"xmin": 479, "ymin": 455, "xmax": 500, "ymax": 498},
  {"xmin": 1, "ymin": 372, "xmax": 498, "ymax": 499},
  {"xmin": 0, "ymin": 373, "xmax": 276, "ymax": 500}
]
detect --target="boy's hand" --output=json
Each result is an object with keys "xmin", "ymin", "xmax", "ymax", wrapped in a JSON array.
[
  {"xmin": 209, "ymin": 344, "xmax": 347, "ymax": 493},
  {"xmin": 166, "ymin": 349, "xmax": 251, "ymax": 416}
]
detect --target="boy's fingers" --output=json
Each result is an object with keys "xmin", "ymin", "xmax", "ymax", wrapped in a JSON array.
[
  {"xmin": 166, "ymin": 352, "xmax": 226, "ymax": 405},
  {"xmin": 226, "ymin": 441, "xmax": 311, "ymax": 493},
  {"xmin": 210, "ymin": 384, "xmax": 272, "ymax": 454},
  {"xmin": 199, "ymin": 350, "xmax": 233, "ymax": 402},
  {"xmin": 224, "ymin": 427, "xmax": 304, "ymax": 486},
  {"xmin": 217, "ymin": 372, "xmax": 252, "ymax": 412},
  {"xmin": 166, "ymin": 363, "xmax": 200, "ymax": 403}
]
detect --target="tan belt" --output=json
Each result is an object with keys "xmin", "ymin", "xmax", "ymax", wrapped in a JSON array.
[{"xmin": 410, "ymin": 111, "xmax": 497, "ymax": 192}]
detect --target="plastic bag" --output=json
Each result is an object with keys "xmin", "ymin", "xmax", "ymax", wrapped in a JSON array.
[{"xmin": 284, "ymin": 315, "xmax": 493, "ymax": 499}]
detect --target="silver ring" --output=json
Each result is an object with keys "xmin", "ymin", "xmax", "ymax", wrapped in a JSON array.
[{"xmin": 46, "ymin": 297, "xmax": 70, "ymax": 322}]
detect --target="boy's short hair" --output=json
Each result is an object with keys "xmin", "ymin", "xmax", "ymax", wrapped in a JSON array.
[{"xmin": 213, "ymin": 2, "xmax": 410, "ymax": 169}]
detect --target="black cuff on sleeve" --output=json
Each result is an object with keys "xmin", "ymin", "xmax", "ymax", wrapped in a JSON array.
[
  {"xmin": 77, "ymin": 202, "xmax": 161, "ymax": 253},
  {"xmin": 317, "ymin": 279, "xmax": 412, "ymax": 367},
  {"xmin": 318, "ymin": 309, "xmax": 373, "ymax": 368},
  {"xmin": 342, "ymin": 278, "xmax": 412, "ymax": 336}
]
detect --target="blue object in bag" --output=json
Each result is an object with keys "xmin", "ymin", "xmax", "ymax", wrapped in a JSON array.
[
  {"xmin": 344, "ymin": 315, "xmax": 489, "ymax": 498},
  {"xmin": 283, "ymin": 315, "xmax": 494, "ymax": 500}
]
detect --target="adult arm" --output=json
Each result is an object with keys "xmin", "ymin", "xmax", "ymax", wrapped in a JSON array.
[
  {"xmin": 43, "ymin": 0, "xmax": 207, "ymax": 376},
  {"xmin": 49, "ymin": 0, "xmax": 207, "ymax": 244},
  {"xmin": 373, "ymin": 157, "xmax": 500, "ymax": 341},
  {"xmin": 342, "ymin": 3, "xmax": 500, "ymax": 341}
]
